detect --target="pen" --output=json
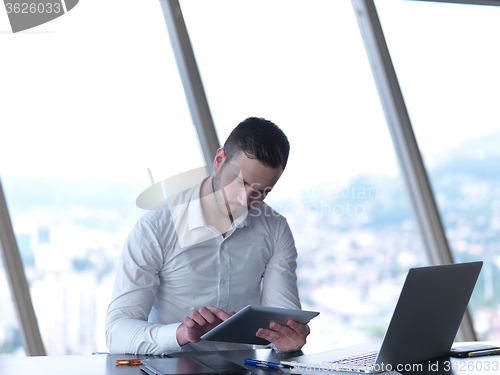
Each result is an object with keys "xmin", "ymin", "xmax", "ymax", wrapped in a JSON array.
[
  {"xmin": 468, "ymin": 349, "xmax": 500, "ymax": 358},
  {"xmin": 244, "ymin": 358, "xmax": 283, "ymax": 369}
]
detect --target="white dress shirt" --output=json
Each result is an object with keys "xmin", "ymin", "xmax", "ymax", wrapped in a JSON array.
[{"xmin": 105, "ymin": 181, "xmax": 301, "ymax": 355}]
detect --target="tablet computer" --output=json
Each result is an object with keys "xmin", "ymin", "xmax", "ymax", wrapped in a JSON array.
[{"xmin": 200, "ymin": 305, "xmax": 319, "ymax": 345}]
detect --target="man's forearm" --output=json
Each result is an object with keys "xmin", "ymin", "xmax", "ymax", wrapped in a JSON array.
[{"xmin": 106, "ymin": 318, "xmax": 182, "ymax": 355}]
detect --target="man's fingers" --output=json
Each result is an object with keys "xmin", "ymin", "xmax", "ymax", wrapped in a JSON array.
[
  {"xmin": 270, "ymin": 322, "xmax": 295, "ymax": 338},
  {"xmin": 190, "ymin": 310, "xmax": 207, "ymax": 326},
  {"xmin": 183, "ymin": 316, "xmax": 195, "ymax": 328},
  {"xmin": 198, "ymin": 307, "xmax": 217, "ymax": 324},
  {"xmin": 186, "ymin": 307, "xmax": 231, "ymax": 330},
  {"xmin": 255, "ymin": 328, "xmax": 271, "ymax": 342},
  {"xmin": 256, "ymin": 328, "xmax": 281, "ymax": 342},
  {"xmin": 287, "ymin": 320, "xmax": 310, "ymax": 335},
  {"xmin": 255, "ymin": 321, "xmax": 309, "ymax": 353},
  {"xmin": 207, "ymin": 306, "xmax": 232, "ymax": 321}
]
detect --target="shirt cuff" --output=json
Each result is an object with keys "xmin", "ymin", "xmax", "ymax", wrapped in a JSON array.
[
  {"xmin": 157, "ymin": 322, "xmax": 183, "ymax": 354},
  {"xmin": 270, "ymin": 343, "xmax": 282, "ymax": 353},
  {"xmin": 270, "ymin": 342, "xmax": 304, "ymax": 354}
]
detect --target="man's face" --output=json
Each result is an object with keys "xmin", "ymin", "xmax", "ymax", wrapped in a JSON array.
[{"xmin": 212, "ymin": 151, "xmax": 283, "ymax": 220}]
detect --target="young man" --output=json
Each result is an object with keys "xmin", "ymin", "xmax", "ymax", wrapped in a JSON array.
[{"xmin": 105, "ymin": 117, "xmax": 309, "ymax": 355}]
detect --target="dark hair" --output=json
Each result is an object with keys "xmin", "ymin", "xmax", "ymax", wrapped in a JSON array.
[{"xmin": 223, "ymin": 117, "xmax": 290, "ymax": 170}]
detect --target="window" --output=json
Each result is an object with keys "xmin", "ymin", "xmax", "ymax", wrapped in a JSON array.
[
  {"xmin": 0, "ymin": 259, "xmax": 24, "ymax": 356},
  {"xmin": 376, "ymin": 0, "xmax": 500, "ymax": 340},
  {"xmin": 0, "ymin": 0, "xmax": 204, "ymax": 354},
  {"xmin": 181, "ymin": 0, "xmax": 427, "ymax": 351}
]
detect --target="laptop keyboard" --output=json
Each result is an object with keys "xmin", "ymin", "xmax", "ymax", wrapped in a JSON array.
[{"xmin": 328, "ymin": 351, "xmax": 378, "ymax": 372}]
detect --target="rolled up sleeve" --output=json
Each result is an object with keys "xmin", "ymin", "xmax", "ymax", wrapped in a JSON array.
[{"xmin": 105, "ymin": 217, "xmax": 182, "ymax": 355}]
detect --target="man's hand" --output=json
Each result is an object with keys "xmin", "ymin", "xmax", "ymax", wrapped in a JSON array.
[
  {"xmin": 255, "ymin": 320, "xmax": 310, "ymax": 352},
  {"xmin": 176, "ymin": 306, "xmax": 235, "ymax": 346}
]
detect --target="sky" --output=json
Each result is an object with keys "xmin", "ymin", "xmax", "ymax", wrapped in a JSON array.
[{"xmin": 1, "ymin": 0, "xmax": 499, "ymax": 198}]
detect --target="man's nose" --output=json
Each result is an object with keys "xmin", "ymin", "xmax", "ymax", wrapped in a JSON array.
[{"xmin": 236, "ymin": 185, "xmax": 253, "ymax": 206}]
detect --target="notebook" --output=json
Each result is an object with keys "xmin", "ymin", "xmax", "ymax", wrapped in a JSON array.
[
  {"xmin": 140, "ymin": 354, "xmax": 250, "ymax": 375},
  {"xmin": 281, "ymin": 261, "xmax": 483, "ymax": 373}
]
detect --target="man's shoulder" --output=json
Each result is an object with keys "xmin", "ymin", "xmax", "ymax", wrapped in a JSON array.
[
  {"xmin": 248, "ymin": 201, "xmax": 288, "ymax": 226},
  {"xmin": 244, "ymin": 202, "xmax": 295, "ymax": 246},
  {"xmin": 138, "ymin": 183, "xmax": 198, "ymax": 229},
  {"xmin": 138, "ymin": 206, "xmax": 173, "ymax": 231}
]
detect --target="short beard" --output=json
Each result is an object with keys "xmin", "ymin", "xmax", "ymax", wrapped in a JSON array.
[{"xmin": 211, "ymin": 169, "xmax": 234, "ymax": 223}]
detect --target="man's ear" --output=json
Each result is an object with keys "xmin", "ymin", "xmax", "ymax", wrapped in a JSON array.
[{"xmin": 212, "ymin": 148, "xmax": 227, "ymax": 173}]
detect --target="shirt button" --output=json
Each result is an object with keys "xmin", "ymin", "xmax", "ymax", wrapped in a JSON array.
[{"xmin": 220, "ymin": 279, "xmax": 226, "ymax": 285}]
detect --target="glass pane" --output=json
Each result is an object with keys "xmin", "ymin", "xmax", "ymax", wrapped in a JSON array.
[
  {"xmin": 0, "ymin": 255, "xmax": 25, "ymax": 356},
  {"xmin": 376, "ymin": 0, "xmax": 500, "ymax": 340},
  {"xmin": 181, "ymin": 0, "xmax": 427, "ymax": 351},
  {"xmin": 0, "ymin": 1, "xmax": 204, "ymax": 354}
]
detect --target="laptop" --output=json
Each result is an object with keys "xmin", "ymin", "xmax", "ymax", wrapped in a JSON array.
[{"xmin": 281, "ymin": 261, "xmax": 483, "ymax": 373}]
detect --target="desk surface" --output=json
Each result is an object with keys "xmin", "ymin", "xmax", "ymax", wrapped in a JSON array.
[
  {"xmin": 1, "ymin": 347, "xmax": 499, "ymax": 375},
  {"xmin": 0, "ymin": 349, "xmax": 290, "ymax": 375}
]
